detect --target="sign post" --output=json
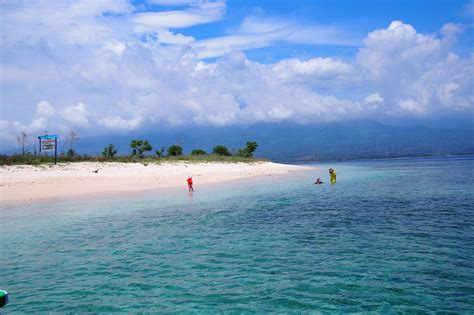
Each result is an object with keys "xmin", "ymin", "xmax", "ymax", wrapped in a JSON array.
[{"xmin": 38, "ymin": 134, "xmax": 58, "ymax": 164}]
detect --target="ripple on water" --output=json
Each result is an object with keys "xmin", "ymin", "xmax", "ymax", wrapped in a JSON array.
[{"xmin": 1, "ymin": 157, "xmax": 474, "ymax": 312}]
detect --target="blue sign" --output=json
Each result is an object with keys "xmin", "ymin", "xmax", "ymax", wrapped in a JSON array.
[
  {"xmin": 38, "ymin": 135, "xmax": 58, "ymax": 140},
  {"xmin": 38, "ymin": 134, "xmax": 59, "ymax": 164}
]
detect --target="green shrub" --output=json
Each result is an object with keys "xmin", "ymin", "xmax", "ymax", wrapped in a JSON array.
[
  {"xmin": 235, "ymin": 141, "xmax": 258, "ymax": 158},
  {"xmin": 155, "ymin": 147, "xmax": 165, "ymax": 157},
  {"xmin": 191, "ymin": 149, "xmax": 206, "ymax": 156},
  {"xmin": 212, "ymin": 145, "xmax": 231, "ymax": 156},
  {"xmin": 130, "ymin": 140, "xmax": 153, "ymax": 158},
  {"xmin": 66, "ymin": 149, "xmax": 76, "ymax": 158},
  {"xmin": 168, "ymin": 144, "xmax": 183, "ymax": 156},
  {"xmin": 102, "ymin": 144, "xmax": 118, "ymax": 158}
]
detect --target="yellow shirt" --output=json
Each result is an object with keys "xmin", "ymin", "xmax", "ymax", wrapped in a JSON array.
[{"xmin": 330, "ymin": 171, "xmax": 337, "ymax": 183}]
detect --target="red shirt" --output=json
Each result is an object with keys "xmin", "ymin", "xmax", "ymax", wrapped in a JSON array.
[{"xmin": 187, "ymin": 178, "xmax": 193, "ymax": 185}]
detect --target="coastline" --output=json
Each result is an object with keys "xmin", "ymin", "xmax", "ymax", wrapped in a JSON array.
[{"xmin": 0, "ymin": 161, "xmax": 315, "ymax": 205}]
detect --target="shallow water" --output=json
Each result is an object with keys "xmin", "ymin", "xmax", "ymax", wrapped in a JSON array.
[{"xmin": 1, "ymin": 156, "xmax": 473, "ymax": 312}]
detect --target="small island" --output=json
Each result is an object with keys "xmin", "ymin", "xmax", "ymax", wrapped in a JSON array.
[{"xmin": 0, "ymin": 139, "xmax": 313, "ymax": 204}]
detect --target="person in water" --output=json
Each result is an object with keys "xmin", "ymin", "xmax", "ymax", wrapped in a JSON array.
[
  {"xmin": 329, "ymin": 168, "xmax": 337, "ymax": 183},
  {"xmin": 315, "ymin": 178, "xmax": 323, "ymax": 184},
  {"xmin": 187, "ymin": 176, "xmax": 193, "ymax": 191}
]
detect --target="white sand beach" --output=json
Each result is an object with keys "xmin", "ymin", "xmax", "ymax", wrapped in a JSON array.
[{"xmin": 0, "ymin": 162, "xmax": 313, "ymax": 204}]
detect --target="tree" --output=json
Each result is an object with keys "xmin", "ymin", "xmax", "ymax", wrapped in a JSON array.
[
  {"xmin": 245, "ymin": 141, "xmax": 258, "ymax": 156},
  {"xmin": 155, "ymin": 147, "xmax": 165, "ymax": 157},
  {"xmin": 16, "ymin": 131, "xmax": 28, "ymax": 155},
  {"xmin": 130, "ymin": 140, "xmax": 153, "ymax": 158},
  {"xmin": 168, "ymin": 144, "xmax": 183, "ymax": 156},
  {"xmin": 213, "ymin": 145, "xmax": 231, "ymax": 156},
  {"xmin": 191, "ymin": 149, "xmax": 206, "ymax": 156},
  {"xmin": 236, "ymin": 141, "xmax": 258, "ymax": 158},
  {"xmin": 102, "ymin": 144, "xmax": 118, "ymax": 158},
  {"xmin": 66, "ymin": 149, "xmax": 76, "ymax": 157},
  {"xmin": 66, "ymin": 130, "xmax": 79, "ymax": 156}
]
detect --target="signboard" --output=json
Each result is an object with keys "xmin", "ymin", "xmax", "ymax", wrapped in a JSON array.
[
  {"xmin": 38, "ymin": 134, "xmax": 58, "ymax": 164},
  {"xmin": 40, "ymin": 138, "xmax": 56, "ymax": 151}
]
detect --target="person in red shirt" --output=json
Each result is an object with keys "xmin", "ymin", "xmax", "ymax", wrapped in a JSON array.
[{"xmin": 187, "ymin": 176, "xmax": 193, "ymax": 191}]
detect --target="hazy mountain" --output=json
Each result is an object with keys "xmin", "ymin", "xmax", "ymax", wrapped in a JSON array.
[{"xmin": 66, "ymin": 120, "xmax": 474, "ymax": 161}]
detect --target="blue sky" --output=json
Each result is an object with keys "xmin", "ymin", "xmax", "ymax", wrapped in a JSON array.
[
  {"xmin": 136, "ymin": 0, "xmax": 473, "ymax": 60},
  {"xmin": 0, "ymin": 0, "xmax": 473, "ymax": 147}
]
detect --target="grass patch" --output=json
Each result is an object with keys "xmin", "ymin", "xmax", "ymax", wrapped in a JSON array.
[{"xmin": 0, "ymin": 154, "xmax": 269, "ymax": 166}]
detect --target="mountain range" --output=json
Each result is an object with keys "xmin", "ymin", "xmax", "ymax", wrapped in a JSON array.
[{"xmin": 68, "ymin": 120, "xmax": 474, "ymax": 162}]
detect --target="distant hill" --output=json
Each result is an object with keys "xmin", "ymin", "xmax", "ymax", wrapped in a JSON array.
[
  {"xmin": 5, "ymin": 120, "xmax": 474, "ymax": 161},
  {"xmin": 74, "ymin": 120, "xmax": 474, "ymax": 161}
]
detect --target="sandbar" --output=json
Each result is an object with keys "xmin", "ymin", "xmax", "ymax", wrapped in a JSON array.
[{"xmin": 0, "ymin": 161, "xmax": 314, "ymax": 204}]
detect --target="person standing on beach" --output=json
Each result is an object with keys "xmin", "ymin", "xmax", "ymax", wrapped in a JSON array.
[
  {"xmin": 187, "ymin": 176, "xmax": 194, "ymax": 192},
  {"xmin": 329, "ymin": 168, "xmax": 337, "ymax": 183}
]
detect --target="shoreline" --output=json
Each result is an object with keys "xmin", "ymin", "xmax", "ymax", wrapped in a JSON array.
[
  {"xmin": 0, "ymin": 161, "xmax": 315, "ymax": 205},
  {"xmin": 280, "ymin": 154, "xmax": 474, "ymax": 164}
]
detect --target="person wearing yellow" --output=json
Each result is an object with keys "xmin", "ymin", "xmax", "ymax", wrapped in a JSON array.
[{"xmin": 329, "ymin": 168, "xmax": 337, "ymax": 183}]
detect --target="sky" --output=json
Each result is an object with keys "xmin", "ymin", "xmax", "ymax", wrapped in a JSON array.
[{"xmin": 0, "ymin": 0, "xmax": 473, "ymax": 148}]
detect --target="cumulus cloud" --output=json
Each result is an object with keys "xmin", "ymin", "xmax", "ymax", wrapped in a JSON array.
[
  {"xmin": 98, "ymin": 116, "xmax": 143, "ymax": 130},
  {"xmin": 271, "ymin": 57, "xmax": 354, "ymax": 86},
  {"xmin": 364, "ymin": 93, "xmax": 384, "ymax": 111},
  {"xmin": 0, "ymin": 0, "xmax": 472, "ymax": 148},
  {"xmin": 357, "ymin": 21, "xmax": 473, "ymax": 116},
  {"xmin": 36, "ymin": 101, "xmax": 55, "ymax": 118},
  {"xmin": 1, "ymin": 101, "xmax": 58, "ymax": 144},
  {"xmin": 60, "ymin": 102, "xmax": 90, "ymax": 127}
]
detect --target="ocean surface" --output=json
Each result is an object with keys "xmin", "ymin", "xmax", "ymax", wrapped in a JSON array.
[{"xmin": 1, "ymin": 156, "xmax": 473, "ymax": 312}]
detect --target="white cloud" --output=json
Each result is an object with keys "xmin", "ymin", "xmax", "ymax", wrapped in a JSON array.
[
  {"xmin": 398, "ymin": 99, "xmax": 424, "ymax": 115},
  {"xmin": 364, "ymin": 93, "xmax": 383, "ymax": 104},
  {"xmin": 0, "ymin": 101, "xmax": 77, "ymax": 145},
  {"xmin": 133, "ymin": 10, "xmax": 215, "ymax": 29},
  {"xmin": 194, "ymin": 33, "xmax": 281, "ymax": 59},
  {"xmin": 193, "ymin": 16, "xmax": 359, "ymax": 59},
  {"xmin": 36, "ymin": 101, "xmax": 55, "ymax": 118},
  {"xmin": 364, "ymin": 93, "xmax": 384, "ymax": 109},
  {"xmin": 0, "ymin": 0, "xmax": 133, "ymax": 47},
  {"xmin": 148, "ymin": 0, "xmax": 197, "ymax": 5},
  {"xmin": 98, "ymin": 116, "xmax": 143, "ymax": 130},
  {"xmin": 133, "ymin": 0, "xmax": 225, "ymax": 30},
  {"xmin": 103, "ymin": 40, "xmax": 127, "ymax": 57},
  {"xmin": 60, "ymin": 102, "xmax": 90, "ymax": 127},
  {"xmin": 272, "ymin": 58, "xmax": 353, "ymax": 79},
  {"xmin": 0, "ymin": 0, "xmax": 472, "ymax": 148},
  {"xmin": 155, "ymin": 29, "xmax": 195, "ymax": 45},
  {"xmin": 357, "ymin": 21, "xmax": 473, "ymax": 116}
]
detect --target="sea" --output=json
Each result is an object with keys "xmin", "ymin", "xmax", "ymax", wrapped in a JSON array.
[{"xmin": 1, "ymin": 156, "xmax": 473, "ymax": 312}]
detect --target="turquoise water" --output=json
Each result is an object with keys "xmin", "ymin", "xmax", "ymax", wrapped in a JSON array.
[{"xmin": 1, "ymin": 156, "xmax": 473, "ymax": 312}]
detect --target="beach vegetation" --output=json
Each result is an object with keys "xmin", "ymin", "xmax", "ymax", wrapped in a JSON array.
[
  {"xmin": 213, "ymin": 145, "xmax": 231, "ymax": 156},
  {"xmin": 130, "ymin": 140, "xmax": 153, "ymax": 158},
  {"xmin": 102, "ymin": 144, "xmax": 118, "ymax": 158},
  {"xmin": 155, "ymin": 147, "xmax": 165, "ymax": 157},
  {"xmin": 0, "ymin": 153, "xmax": 268, "ymax": 166},
  {"xmin": 17, "ymin": 131, "xmax": 29, "ymax": 155},
  {"xmin": 235, "ymin": 141, "xmax": 258, "ymax": 158},
  {"xmin": 168, "ymin": 145, "xmax": 183, "ymax": 156},
  {"xmin": 66, "ymin": 130, "xmax": 79, "ymax": 153},
  {"xmin": 1, "ymin": 140, "xmax": 267, "ymax": 166},
  {"xmin": 66, "ymin": 148, "xmax": 77, "ymax": 157},
  {"xmin": 191, "ymin": 149, "xmax": 206, "ymax": 156}
]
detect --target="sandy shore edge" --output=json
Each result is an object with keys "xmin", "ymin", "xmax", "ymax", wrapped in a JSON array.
[{"xmin": 1, "ymin": 161, "xmax": 314, "ymax": 205}]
